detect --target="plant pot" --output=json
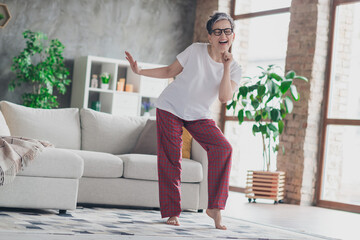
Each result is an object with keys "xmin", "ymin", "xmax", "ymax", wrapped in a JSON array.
[
  {"xmin": 143, "ymin": 112, "xmax": 150, "ymax": 117},
  {"xmin": 245, "ymin": 170, "xmax": 285, "ymax": 204},
  {"xmin": 101, "ymin": 83, "xmax": 109, "ymax": 90}
]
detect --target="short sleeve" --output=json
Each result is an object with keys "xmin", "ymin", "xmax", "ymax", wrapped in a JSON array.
[
  {"xmin": 230, "ymin": 61, "xmax": 242, "ymax": 87},
  {"xmin": 176, "ymin": 43, "xmax": 194, "ymax": 67}
]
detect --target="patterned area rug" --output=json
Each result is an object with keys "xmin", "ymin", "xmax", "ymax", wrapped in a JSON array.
[{"xmin": 0, "ymin": 207, "xmax": 332, "ymax": 240}]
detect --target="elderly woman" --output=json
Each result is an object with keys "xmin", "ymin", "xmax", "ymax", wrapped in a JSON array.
[{"xmin": 125, "ymin": 12, "xmax": 242, "ymax": 230}]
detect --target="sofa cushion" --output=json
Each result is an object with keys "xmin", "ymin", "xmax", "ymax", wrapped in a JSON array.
[
  {"xmin": 80, "ymin": 108, "xmax": 147, "ymax": 154},
  {"xmin": 132, "ymin": 119, "xmax": 192, "ymax": 158},
  {"xmin": 18, "ymin": 148, "xmax": 84, "ymax": 179},
  {"xmin": 0, "ymin": 101, "xmax": 81, "ymax": 150},
  {"xmin": 119, "ymin": 154, "xmax": 203, "ymax": 183},
  {"xmin": 68, "ymin": 149, "xmax": 123, "ymax": 178},
  {"xmin": 0, "ymin": 110, "xmax": 10, "ymax": 136}
]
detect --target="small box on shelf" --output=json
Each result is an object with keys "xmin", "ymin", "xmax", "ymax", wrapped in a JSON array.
[{"xmin": 117, "ymin": 78, "xmax": 125, "ymax": 91}]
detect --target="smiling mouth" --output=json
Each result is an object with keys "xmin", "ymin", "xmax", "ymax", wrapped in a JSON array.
[{"xmin": 219, "ymin": 40, "xmax": 228, "ymax": 45}]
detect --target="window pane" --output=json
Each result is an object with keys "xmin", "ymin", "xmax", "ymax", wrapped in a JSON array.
[
  {"xmin": 225, "ymin": 121, "xmax": 277, "ymax": 188},
  {"xmin": 321, "ymin": 125, "xmax": 360, "ymax": 205},
  {"xmin": 327, "ymin": 2, "xmax": 360, "ymax": 119},
  {"xmin": 234, "ymin": 0, "xmax": 291, "ymax": 15},
  {"xmin": 227, "ymin": 12, "xmax": 290, "ymax": 116}
]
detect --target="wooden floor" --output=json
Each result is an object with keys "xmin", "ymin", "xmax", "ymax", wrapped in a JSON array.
[{"xmin": 224, "ymin": 191, "xmax": 360, "ymax": 240}]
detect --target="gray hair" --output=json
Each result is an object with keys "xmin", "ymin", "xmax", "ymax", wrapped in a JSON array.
[{"xmin": 206, "ymin": 12, "xmax": 235, "ymax": 35}]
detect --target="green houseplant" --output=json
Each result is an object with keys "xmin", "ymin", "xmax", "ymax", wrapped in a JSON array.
[
  {"xmin": 100, "ymin": 72, "xmax": 111, "ymax": 89},
  {"xmin": 0, "ymin": 14, "xmax": 4, "ymax": 20},
  {"xmin": 227, "ymin": 65, "xmax": 308, "ymax": 203},
  {"xmin": 227, "ymin": 65, "xmax": 308, "ymax": 172},
  {"xmin": 9, "ymin": 30, "xmax": 71, "ymax": 109}
]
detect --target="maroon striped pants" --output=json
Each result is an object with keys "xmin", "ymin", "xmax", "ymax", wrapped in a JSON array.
[{"xmin": 156, "ymin": 108, "xmax": 232, "ymax": 218}]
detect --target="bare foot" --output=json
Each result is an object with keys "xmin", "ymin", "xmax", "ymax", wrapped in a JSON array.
[
  {"xmin": 166, "ymin": 216, "xmax": 180, "ymax": 226},
  {"xmin": 206, "ymin": 208, "xmax": 227, "ymax": 230}
]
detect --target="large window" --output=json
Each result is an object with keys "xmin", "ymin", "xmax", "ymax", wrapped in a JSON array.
[
  {"xmin": 317, "ymin": 0, "xmax": 360, "ymax": 213},
  {"xmin": 225, "ymin": 0, "xmax": 291, "ymax": 190}
]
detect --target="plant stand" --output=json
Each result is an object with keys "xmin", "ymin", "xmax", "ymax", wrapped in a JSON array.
[{"xmin": 245, "ymin": 170, "xmax": 285, "ymax": 204}]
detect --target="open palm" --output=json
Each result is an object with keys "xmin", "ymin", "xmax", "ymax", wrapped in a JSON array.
[{"xmin": 125, "ymin": 51, "xmax": 141, "ymax": 74}]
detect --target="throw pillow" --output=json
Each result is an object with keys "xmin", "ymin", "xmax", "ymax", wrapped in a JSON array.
[
  {"xmin": 133, "ymin": 119, "xmax": 193, "ymax": 159},
  {"xmin": 80, "ymin": 108, "xmax": 147, "ymax": 154},
  {"xmin": 182, "ymin": 128, "xmax": 192, "ymax": 159},
  {"xmin": 132, "ymin": 119, "xmax": 157, "ymax": 155},
  {"xmin": 0, "ymin": 101, "xmax": 81, "ymax": 149}
]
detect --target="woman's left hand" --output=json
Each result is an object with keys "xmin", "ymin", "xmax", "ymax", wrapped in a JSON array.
[{"xmin": 222, "ymin": 51, "xmax": 233, "ymax": 67}]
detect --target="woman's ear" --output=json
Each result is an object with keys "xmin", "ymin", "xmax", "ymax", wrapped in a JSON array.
[{"xmin": 208, "ymin": 34, "xmax": 212, "ymax": 44}]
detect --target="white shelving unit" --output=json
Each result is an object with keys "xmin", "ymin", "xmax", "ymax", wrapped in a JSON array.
[{"xmin": 70, "ymin": 55, "xmax": 169, "ymax": 116}]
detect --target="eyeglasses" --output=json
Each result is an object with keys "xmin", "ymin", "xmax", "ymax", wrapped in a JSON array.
[{"xmin": 211, "ymin": 28, "xmax": 233, "ymax": 36}]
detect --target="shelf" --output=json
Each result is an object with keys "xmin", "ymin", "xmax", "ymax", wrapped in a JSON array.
[
  {"xmin": 71, "ymin": 55, "xmax": 168, "ymax": 117},
  {"xmin": 89, "ymin": 88, "xmax": 113, "ymax": 93}
]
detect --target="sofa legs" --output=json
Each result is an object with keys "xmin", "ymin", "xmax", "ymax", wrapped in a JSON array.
[
  {"xmin": 59, "ymin": 209, "xmax": 67, "ymax": 215},
  {"xmin": 197, "ymin": 209, "xmax": 203, "ymax": 213}
]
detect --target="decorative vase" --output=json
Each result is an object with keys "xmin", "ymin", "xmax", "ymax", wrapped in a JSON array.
[{"xmin": 143, "ymin": 112, "xmax": 150, "ymax": 117}]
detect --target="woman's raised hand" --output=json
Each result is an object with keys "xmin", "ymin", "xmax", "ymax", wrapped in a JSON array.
[
  {"xmin": 222, "ymin": 51, "xmax": 233, "ymax": 68},
  {"xmin": 125, "ymin": 51, "xmax": 141, "ymax": 75}
]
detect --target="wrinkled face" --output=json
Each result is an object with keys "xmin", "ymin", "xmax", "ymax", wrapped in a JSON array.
[{"xmin": 208, "ymin": 19, "xmax": 235, "ymax": 53}]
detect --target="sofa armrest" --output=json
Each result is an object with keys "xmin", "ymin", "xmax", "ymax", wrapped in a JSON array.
[{"xmin": 191, "ymin": 140, "xmax": 208, "ymax": 209}]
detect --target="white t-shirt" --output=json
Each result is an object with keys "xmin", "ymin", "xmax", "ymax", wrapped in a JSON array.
[{"xmin": 155, "ymin": 42, "xmax": 242, "ymax": 121}]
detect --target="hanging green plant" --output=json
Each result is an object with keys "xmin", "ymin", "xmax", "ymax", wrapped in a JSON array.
[
  {"xmin": 8, "ymin": 30, "xmax": 71, "ymax": 109},
  {"xmin": 227, "ymin": 65, "xmax": 308, "ymax": 171}
]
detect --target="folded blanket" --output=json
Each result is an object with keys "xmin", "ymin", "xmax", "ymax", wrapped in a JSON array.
[{"xmin": 0, "ymin": 136, "xmax": 53, "ymax": 186}]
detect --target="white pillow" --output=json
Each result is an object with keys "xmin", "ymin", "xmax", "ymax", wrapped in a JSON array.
[
  {"xmin": 0, "ymin": 110, "xmax": 10, "ymax": 136},
  {"xmin": 0, "ymin": 101, "xmax": 81, "ymax": 149},
  {"xmin": 80, "ymin": 108, "xmax": 147, "ymax": 154}
]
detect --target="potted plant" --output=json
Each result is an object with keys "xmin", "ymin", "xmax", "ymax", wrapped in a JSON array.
[
  {"xmin": 227, "ymin": 64, "xmax": 308, "ymax": 203},
  {"xmin": 8, "ymin": 30, "xmax": 71, "ymax": 109},
  {"xmin": 100, "ymin": 72, "xmax": 111, "ymax": 90}
]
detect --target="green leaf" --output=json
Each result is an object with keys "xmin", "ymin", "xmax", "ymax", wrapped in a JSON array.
[
  {"xmin": 251, "ymin": 99, "xmax": 260, "ymax": 109},
  {"xmin": 268, "ymin": 123, "xmax": 278, "ymax": 132},
  {"xmin": 248, "ymin": 85, "xmax": 258, "ymax": 92},
  {"xmin": 270, "ymin": 73, "xmax": 282, "ymax": 81},
  {"xmin": 290, "ymin": 85, "xmax": 299, "ymax": 101},
  {"xmin": 239, "ymin": 86, "xmax": 248, "ymax": 98},
  {"xmin": 285, "ymin": 70, "xmax": 295, "ymax": 79},
  {"xmin": 270, "ymin": 109, "xmax": 281, "ymax": 122},
  {"xmin": 255, "ymin": 114, "xmax": 262, "ymax": 122},
  {"xmin": 226, "ymin": 101, "xmax": 233, "ymax": 110},
  {"xmin": 280, "ymin": 80, "xmax": 293, "ymax": 94},
  {"xmin": 238, "ymin": 109, "xmax": 244, "ymax": 124},
  {"xmin": 259, "ymin": 124, "xmax": 269, "ymax": 137},
  {"xmin": 267, "ymin": 80, "xmax": 279, "ymax": 95},
  {"xmin": 241, "ymin": 99, "xmax": 248, "ymax": 107},
  {"xmin": 278, "ymin": 120, "xmax": 284, "ymax": 134},
  {"xmin": 284, "ymin": 96, "xmax": 294, "ymax": 113},
  {"xmin": 295, "ymin": 76, "xmax": 308, "ymax": 82},
  {"xmin": 261, "ymin": 111, "xmax": 268, "ymax": 119},
  {"xmin": 245, "ymin": 110, "xmax": 253, "ymax": 120},
  {"xmin": 257, "ymin": 85, "xmax": 266, "ymax": 97},
  {"xmin": 252, "ymin": 125, "xmax": 259, "ymax": 135}
]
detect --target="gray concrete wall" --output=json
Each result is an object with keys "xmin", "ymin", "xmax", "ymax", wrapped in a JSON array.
[{"xmin": 0, "ymin": 0, "xmax": 196, "ymax": 107}]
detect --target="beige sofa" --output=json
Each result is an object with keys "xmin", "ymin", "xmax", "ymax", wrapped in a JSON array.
[{"xmin": 0, "ymin": 101, "xmax": 209, "ymax": 213}]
